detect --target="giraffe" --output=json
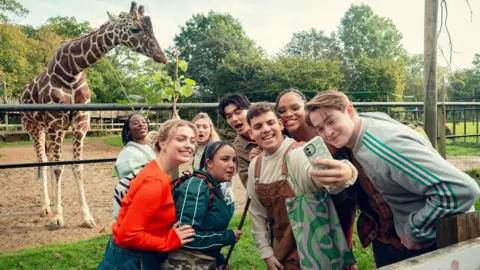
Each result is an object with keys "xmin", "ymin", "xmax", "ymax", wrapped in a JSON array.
[{"xmin": 20, "ymin": 2, "xmax": 167, "ymax": 229}]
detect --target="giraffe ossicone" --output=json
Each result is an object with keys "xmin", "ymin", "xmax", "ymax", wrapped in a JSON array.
[{"xmin": 20, "ymin": 1, "xmax": 167, "ymax": 230}]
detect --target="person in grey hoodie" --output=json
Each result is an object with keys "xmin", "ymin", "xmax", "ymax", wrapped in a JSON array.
[{"xmin": 305, "ymin": 90, "xmax": 480, "ymax": 266}]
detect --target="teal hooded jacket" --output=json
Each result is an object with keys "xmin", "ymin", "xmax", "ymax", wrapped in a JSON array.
[{"xmin": 173, "ymin": 170, "xmax": 236, "ymax": 266}]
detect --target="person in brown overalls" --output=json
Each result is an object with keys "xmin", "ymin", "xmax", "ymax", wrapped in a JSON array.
[{"xmin": 245, "ymin": 103, "xmax": 358, "ymax": 270}]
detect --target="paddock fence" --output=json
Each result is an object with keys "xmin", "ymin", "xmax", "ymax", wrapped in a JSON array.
[{"xmin": 0, "ymin": 101, "xmax": 479, "ymax": 170}]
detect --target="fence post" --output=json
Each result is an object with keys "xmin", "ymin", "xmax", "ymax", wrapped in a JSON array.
[
  {"xmin": 476, "ymin": 109, "xmax": 479, "ymax": 144},
  {"xmin": 436, "ymin": 104, "xmax": 446, "ymax": 159},
  {"xmin": 2, "ymin": 81, "xmax": 7, "ymax": 126},
  {"xmin": 452, "ymin": 109, "xmax": 456, "ymax": 143},
  {"xmin": 436, "ymin": 212, "xmax": 480, "ymax": 249},
  {"xmin": 464, "ymin": 107, "xmax": 467, "ymax": 143},
  {"xmin": 99, "ymin": 111, "xmax": 103, "ymax": 130}
]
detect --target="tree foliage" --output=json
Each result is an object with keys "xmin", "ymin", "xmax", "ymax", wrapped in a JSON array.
[
  {"xmin": 346, "ymin": 57, "xmax": 406, "ymax": 102},
  {"xmin": 43, "ymin": 16, "xmax": 92, "ymax": 39},
  {"xmin": 281, "ymin": 29, "xmax": 342, "ymax": 61},
  {"xmin": 2, "ymin": 3, "xmax": 478, "ymax": 106},
  {"xmin": 0, "ymin": 23, "xmax": 62, "ymax": 96},
  {"xmin": 0, "ymin": 0, "xmax": 28, "ymax": 22},
  {"xmin": 172, "ymin": 11, "xmax": 258, "ymax": 94},
  {"xmin": 211, "ymin": 53, "xmax": 343, "ymax": 100},
  {"xmin": 339, "ymin": 4, "xmax": 405, "ymax": 62}
]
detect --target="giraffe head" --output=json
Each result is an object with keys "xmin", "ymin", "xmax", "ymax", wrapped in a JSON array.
[{"xmin": 107, "ymin": 2, "xmax": 167, "ymax": 64}]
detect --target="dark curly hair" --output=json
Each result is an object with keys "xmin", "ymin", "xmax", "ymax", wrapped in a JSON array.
[{"xmin": 121, "ymin": 114, "xmax": 150, "ymax": 146}]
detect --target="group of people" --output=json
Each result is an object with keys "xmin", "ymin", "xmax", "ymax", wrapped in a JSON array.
[{"xmin": 98, "ymin": 89, "xmax": 480, "ymax": 270}]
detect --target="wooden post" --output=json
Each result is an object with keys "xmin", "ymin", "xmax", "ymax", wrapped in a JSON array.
[
  {"xmin": 2, "ymin": 81, "xmax": 7, "ymax": 126},
  {"xmin": 99, "ymin": 111, "xmax": 103, "ymax": 131},
  {"xmin": 424, "ymin": 0, "xmax": 438, "ymax": 148},
  {"xmin": 436, "ymin": 212, "xmax": 480, "ymax": 249},
  {"xmin": 436, "ymin": 76, "xmax": 446, "ymax": 158},
  {"xmin": 437, "ymin": 104, "xmax": 446, "ymax": 159}
]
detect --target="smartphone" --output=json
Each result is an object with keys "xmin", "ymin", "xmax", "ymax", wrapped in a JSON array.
[{"xmin": 302, "ymin": 136, "xmax": 333, "ymax": 170}]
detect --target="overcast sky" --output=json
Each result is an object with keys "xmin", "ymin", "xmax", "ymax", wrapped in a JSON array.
[{"xmin": 12, "ymin": 0, "xmax": 480, "ymax": 70}]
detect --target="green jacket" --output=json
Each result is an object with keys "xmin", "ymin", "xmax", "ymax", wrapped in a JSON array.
[{"xmin": 173, "ymin": 170, "xmax": 235, "ymax": 266}]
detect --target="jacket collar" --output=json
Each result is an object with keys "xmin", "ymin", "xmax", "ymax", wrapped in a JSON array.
[{"xmin": 192, "ymin": 170, "xmax": 225, "ymax": 200}]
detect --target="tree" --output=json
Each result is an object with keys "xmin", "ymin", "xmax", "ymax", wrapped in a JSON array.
[
  {"xmin": 281, "ymin": 29, "xmax": 342, "ymax": 61},
  {"xmin": 346, "ymin": 57, "xmax": 406, "ymax": 102},
  {"xmin": 0, "ymin": 23, "xmax": 29, "ymax": 96},
  {"xmin": 404, "ymin": 54, "xmax": 425, "ymax": 101},
  {"xmin": 86, "ymin": 46, "xmax": 143, "ymax": 103},
  {"xmin": 473, "ymin": 53, "xmax": 480, "ymax": 73},
  {"xmin": 447, "ymin": 69, "xmax": 480, "ymax": 101},
  {"xmin": 0, "ymin": 0, "xmax": 29, "ymax": 22},
  {"xmin": 339, "ymin": 4, "xmax": 405, "ymax": 62},
  {"xmin": 0, "ymin": 23, "xmax": 61, "ymax": 97},
  {"xmin": 43, "ymin": 16, "xmax": 92, "ymax": 39},
  {"xmin": 172, "ymin": 11, "xmax": 258, "ymax": 94},
  {"xmin": 211, "ymin": 53, "xmax": 343, "ymax": 101}
]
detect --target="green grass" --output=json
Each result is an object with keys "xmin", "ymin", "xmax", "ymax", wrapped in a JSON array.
[
  {"xmin": 446, "ymin": 144, "xmax": 479, "ymax": 156},
  {"xmin": 0, "ymin": 234, "xmax": 109, "ymax": 269},
  {"xmin": 0, "ymin": 213, "xmax": 376, "ymax": 270},
  {"xmin": 103, "ymin": 136, "xmax": 122, "ymax": 147},
  {"xmin": 446, "ymin": 121, "xmax": 480, "ymax": 135},
  {"xmin": 0, "ymin": 153, "xmax": 5, "ymax": 158},
  {"xmin": 0, "ymin": 135, "xmax": 124, "ymax": 148},
  {"xmin": 0, "ymin": 140, "xmax": 32, "ymax": 147}
]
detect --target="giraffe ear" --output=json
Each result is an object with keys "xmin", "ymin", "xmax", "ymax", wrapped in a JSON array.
[{"xmin": 106, "ymin": 11, "xmax": 119, "ymax": 22}]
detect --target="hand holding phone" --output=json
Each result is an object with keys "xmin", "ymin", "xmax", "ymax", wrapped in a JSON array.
[{"xmin": 302, "ymin": 136, "xmax": 333, "ymax": 170}]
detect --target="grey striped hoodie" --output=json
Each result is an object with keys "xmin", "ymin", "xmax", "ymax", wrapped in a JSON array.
[{"xmin": 353, "ymin": 112, "xmax": 480, "ymax": 248}]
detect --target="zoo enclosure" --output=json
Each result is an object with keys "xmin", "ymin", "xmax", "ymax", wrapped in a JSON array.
[{"xmin": 0, "ymin": 101, "xmax": 479, "ymax": 170}]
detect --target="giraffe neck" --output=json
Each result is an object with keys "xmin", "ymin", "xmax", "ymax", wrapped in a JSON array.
[{"xmin": 53, "ymin": 22, "xmax": 121, "ymax": 80}]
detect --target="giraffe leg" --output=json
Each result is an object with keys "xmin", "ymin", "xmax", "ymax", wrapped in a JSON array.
[
  {"xmin": 72, "ymin": 112, "xmax": 95, "ymax": 228},
  {"xmin": 23, "ymin": 117, "xmax": 51, "ymax": 216},
  {"xmin": 47, "ymin": 126, "xmax": 66, "ymax": 229},
  {"xmin": 46, "ymin": 143, "xmax": 56, "ymax": 206}
]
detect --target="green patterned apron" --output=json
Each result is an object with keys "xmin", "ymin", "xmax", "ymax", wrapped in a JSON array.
[{"xmin": 285, "ymin": 155, "xmax": 356, "ymax": 270}]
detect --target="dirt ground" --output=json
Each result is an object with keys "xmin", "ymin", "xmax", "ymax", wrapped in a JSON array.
[{"xmin": 0, "ymin": 140, "xmax": 478, "ymax": 252}]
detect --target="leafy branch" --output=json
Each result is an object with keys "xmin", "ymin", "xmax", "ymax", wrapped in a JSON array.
[{"xmin": 125, "ymin": 49, "xmax": 196, "ymax": 119}]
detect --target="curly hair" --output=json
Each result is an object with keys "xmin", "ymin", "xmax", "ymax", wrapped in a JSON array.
[
  {"xmin": 275, "ymin": 88, "xmax": 307, "ymax": 109},
  {"xmin": 121, "ymin": 114, "xmax": 150, "ymax": 146}
]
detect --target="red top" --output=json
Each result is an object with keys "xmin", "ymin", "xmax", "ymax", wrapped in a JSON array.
[{"xmin": 113, "ymin": 160, "xmax": 181, "ymax": 251}]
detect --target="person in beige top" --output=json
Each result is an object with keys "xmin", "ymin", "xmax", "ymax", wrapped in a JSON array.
[
  {"xmin": 246, "ymin": 102, "xmax": 358, "ymax": 270},
  {"xmin": 219, "ymin": 93, "xmax": 258, "ymax": 188}
]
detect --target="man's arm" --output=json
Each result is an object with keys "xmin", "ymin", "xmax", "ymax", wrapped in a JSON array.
[
  {"xmin": 363, "ymin": 132, "xmax": 480, "ymax": 245},
  {"xmin": 246, "ymin": 159, "xmax": 274, "ymax": 259},
  {"xmin": 289, "ymin": 148, "xmax": 357, "ymax": 194}
]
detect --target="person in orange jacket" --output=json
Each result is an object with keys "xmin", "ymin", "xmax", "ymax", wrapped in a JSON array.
[{"xmin": 98, "ymin": 119, "xmax": 198, "ymax": 270}]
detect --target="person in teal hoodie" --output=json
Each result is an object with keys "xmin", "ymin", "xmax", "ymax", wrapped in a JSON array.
[{"xmin": 167, "ymin": 141, "xmax": 242, "ymax": 269}]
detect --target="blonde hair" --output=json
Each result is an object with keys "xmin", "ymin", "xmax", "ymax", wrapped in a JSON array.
[
  {"xmin": 305, "ymin": 90, "xmax": 352, "ymax": 126},
  {"xmin": 152, "ymin": 119, "xmax": 198, "ymax": 152},
  {"xmin": 191, "ymin": 112, "xmax": 220, "ymax": 142}
]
